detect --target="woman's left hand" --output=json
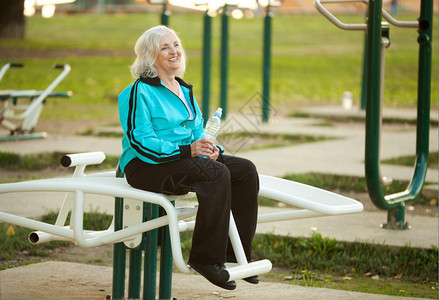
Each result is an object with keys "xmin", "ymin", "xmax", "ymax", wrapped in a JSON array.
[
  {"xmin": 208, "ymin": 145, "xmax": 220, "ymax": 161},
  {"xmin": 190, "ymin": 138, "xmax": 219, "ymax": 160}
]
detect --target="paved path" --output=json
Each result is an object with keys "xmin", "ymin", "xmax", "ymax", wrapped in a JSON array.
[{"xmin": 0, "ymin": 261, "xmax": 431, "ymax": 300}]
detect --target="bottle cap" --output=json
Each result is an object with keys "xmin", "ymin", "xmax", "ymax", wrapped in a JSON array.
[{"xmin": 214, "ymin": 108, "xmax": 223, "ymax": 118}]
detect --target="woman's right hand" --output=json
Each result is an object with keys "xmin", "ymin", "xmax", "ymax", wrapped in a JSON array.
[{"xmin": 191, "ymin": 138, "xmax": 215, "ymax": 158}]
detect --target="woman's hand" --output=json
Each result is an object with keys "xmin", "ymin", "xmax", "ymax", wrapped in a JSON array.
[
  {"xmin": 191, "ymin": 138, "xmax": 219, "ymax": 160},
  {"xmin": 209, "ymin": 144, "xmax": 220, "ymax": 161}
]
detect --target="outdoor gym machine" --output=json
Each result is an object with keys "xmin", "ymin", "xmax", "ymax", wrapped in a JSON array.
[
  {"xmin": 0, "ymin": 63, "xmax": 24, "ymax": 82},
  {"xmin": 0, "ymin": 151, "xmax": 363, "ymax": 300},
  {"xmin": 315, "ymin": 0, "xmax": 433, "ymax": 229},
  {"xmin": 0, "ymin": 63, "xmax": 72, "ymax": 141}
]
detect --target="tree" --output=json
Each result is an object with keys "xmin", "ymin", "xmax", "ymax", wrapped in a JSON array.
[{"xmin": 0, "ymin": 0, "xmax": 25, "ymax": 39}]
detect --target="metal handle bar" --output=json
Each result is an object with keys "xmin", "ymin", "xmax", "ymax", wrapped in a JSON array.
[
  {"xmin": 315, "ymin": 0, "xmax": 418, "ymax": 30},
  {"xmin": 315, "ymin": 0, "xmax": 367, "ymax": 30},
  {"xmin": 0, "ymin": 62, "xmax": 24, "ymax": 82},
  {"xmin": 10, "ymin": 63, "xmax": 24, "ymax": 68},
  {"xmin": 363, "ymin": 0, "xmax": 433, "ymax": 230},
  {"xmin": 381, "ymin": 9, "xmax": 418, "ymax": 28}
]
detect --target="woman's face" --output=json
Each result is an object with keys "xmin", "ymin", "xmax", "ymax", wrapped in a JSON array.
[{"xmin": 154, "ymin": 31, "xmax": 182, "ymax": 76}]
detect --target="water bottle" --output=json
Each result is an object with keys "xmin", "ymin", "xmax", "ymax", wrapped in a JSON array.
[
  {"xmin": 203, "ymin": 108, "xmax": 222, "ymax": 142},
  {"xmin": 200, "ymin": 108, "xmax": 222, "ymax": 158}
]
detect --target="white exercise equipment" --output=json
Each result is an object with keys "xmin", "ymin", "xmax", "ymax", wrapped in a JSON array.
[{"xmin": 0, "ymin": 151, "xmax": 363, "ymax": 280}]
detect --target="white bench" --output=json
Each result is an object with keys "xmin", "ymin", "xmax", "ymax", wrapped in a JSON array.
[{"xmin": 0, "ymin": 152, "xmax": 363, "ymax": 281}]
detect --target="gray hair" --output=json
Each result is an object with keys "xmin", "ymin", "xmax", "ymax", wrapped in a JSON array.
[{"xmin": 130, "ymin": 25, "xmax": 186, "ymax": 79}]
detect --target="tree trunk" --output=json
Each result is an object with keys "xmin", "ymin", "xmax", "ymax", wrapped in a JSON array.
[{"xmin": 0, "ymin": 0, "xmax": 25, "ymax": 39}]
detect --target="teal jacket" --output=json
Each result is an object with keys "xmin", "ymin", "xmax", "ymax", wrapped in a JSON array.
[{"xmin": 118, "ymin": 76, "xmax": 205, "ymax": 172}]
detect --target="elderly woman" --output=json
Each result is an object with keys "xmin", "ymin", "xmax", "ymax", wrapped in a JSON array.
[{"xmin": 118, "ymin": 25, "xmax": 259, "ymax": 290}]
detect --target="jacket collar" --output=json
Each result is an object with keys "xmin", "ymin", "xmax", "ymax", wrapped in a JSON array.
[{"xmin": 139, "ymin": 76, "xmax": 192, "ymax": 89}]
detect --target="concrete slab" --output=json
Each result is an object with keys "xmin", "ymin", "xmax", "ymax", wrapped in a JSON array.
[
  {"xmin": 257, "ymin": 207, "xmax": 438, "ymax": 249},
  {"xmin": 0, "ymin": 261, "xmax": 429, "ymax": 300}
]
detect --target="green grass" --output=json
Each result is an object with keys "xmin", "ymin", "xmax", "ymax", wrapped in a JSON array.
[
  {"xmin": 0, "ymin": 13, "xmax": 437, "ymax": 122},
  {"xmin": 382, "ymin": 151, "xmax": 438, "ymax": 169},
  {"xmin": 40, "ymin": 209, "xmax": 113, "ymax": 231},
  {"xmin": 0, "ymin": 209, "xmax": 112, "ymax": 270},
  {"xmin": 0, "ymin": 151, "xmax": 120, "ymax": 182},
  {"xmin": 0, "ymin": 151, "xmax": 119, "ymax": 171},
  {"xmin": 252, "ymin": 232, "xmax": 438, "ymax": 280},
  {"xmin": 250, "ymin": 232, "xmax": 438, "ymax": 298},
  {"xmin": 0, "ymin": 151, "xmax": 68, "ymax": 170},
  {"xmin": 266, "ymin": 268, "xmax": 438, "ymax": 298}
]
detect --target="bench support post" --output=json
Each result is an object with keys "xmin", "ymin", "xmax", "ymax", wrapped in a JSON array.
[
  {"xmin": 159, "ymin": 206, "xmax": 173, "ymax": 299},
  {"xmin": 112, "ymin": 190, "xmax": 126, "ymax": 299},
  {"xmin": 143, "ymin": 203, "xmax": 159, "ymax": 300},
  {"xmin": 112, "ymin": 167, "xmax": 174, "ymax": 300},
  {"xmin": 128, "ymin": 248, "xmax": 143, "ymax": 299}
]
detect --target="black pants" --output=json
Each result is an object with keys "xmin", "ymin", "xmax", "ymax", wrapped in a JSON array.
[{"xmin": 124, "ymin": 155, "xmax": 259, "ymax": 264}]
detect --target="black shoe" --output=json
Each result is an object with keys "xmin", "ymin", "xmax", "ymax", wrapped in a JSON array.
[
  {"xmin": 188, "ymin": 260, "xmax": 237, "ymax": 290},
  {"xmin": 226, "ymin": 256, "xmax": 259, "ymax": 284},
  {"xmin": 243, "ymin": 275, "xmax": 259, "ymax": 284}
]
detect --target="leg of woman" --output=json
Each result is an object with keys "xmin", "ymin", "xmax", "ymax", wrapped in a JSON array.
[
  {"xmin": 219, "ymin": 155, "xmax": 259, "ymax": 262},
  {"xmin": 124, "ymin": 157, "xmax": 232, "ymax": 264}
]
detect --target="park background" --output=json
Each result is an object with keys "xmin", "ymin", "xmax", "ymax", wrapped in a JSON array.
[
  {"xmin": 0, "ymin": 0, "xmax": 438, "ymax": 298},
  {"xmin": 0, "ymin": 0, "xmax": 437, "ymax": 131}
]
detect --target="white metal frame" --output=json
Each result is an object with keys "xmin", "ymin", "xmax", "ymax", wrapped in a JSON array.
[{"xmin": 0, "ymin": 152, "xmax": 363, "ymax": 281}]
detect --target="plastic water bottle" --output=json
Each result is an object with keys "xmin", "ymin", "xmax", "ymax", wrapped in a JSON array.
[
  {"xmin": 342, "ymin": 91, "xmax": 353, "ymax": 110},
  {"xmin": 203, "ymin": 108, "xmax": 222, "ymax": 142},
  {"xmin": 200, "ymin": 108, "xmax": 222, "ymax": 158}
]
